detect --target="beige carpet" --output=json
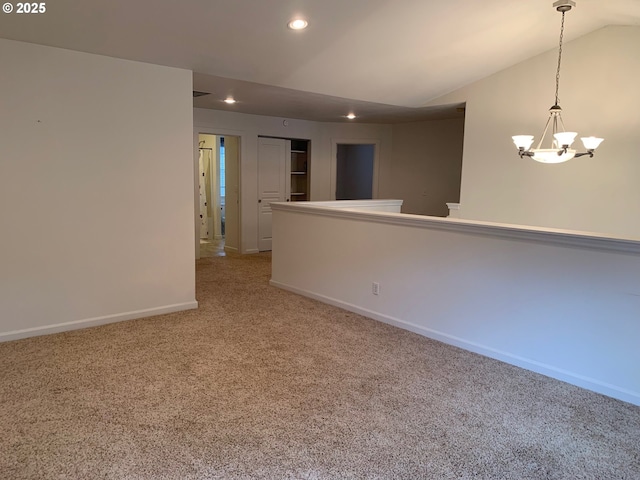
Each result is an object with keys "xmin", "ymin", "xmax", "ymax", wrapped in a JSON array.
[{"xmin": 1, "ymin": 252, "xmax": 639, "ymax": 479}]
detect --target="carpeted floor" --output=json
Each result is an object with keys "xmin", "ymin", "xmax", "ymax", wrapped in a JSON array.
[{"xmin": 1, "ymin": 252, "xmax": 639, "ymax": 479}]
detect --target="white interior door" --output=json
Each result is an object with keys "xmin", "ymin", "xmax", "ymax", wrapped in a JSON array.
[{"xmin": 258, "ymin": 137, "xmax": 288, "ymax": 251}]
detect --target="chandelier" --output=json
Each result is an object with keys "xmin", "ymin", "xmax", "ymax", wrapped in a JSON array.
[{"xmin": 512, "ymin": 0, "xmax": 603, "ymax": 164}]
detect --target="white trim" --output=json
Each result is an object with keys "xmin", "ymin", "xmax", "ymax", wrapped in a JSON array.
[
  {"xmin": 330, "ymin": 138, "xmax": 381, "ymax": 200},
  {"xmin": 224, "ymin": 245, "xmax": 239, "ymax": 254},
  {"xmin": 193, "ymin": 124, "xmax": 245, "ymax": 138},
  {"xmin": 296, "ymin": 199, "xmax": 402, "ymax": 210},
  {"xmin": 270, "ymin": 280, "xmax": 640, "ymax": 406},
  {"xmin": 446, "ymin": 202, "xmax": 461, "ymax": 218},
  {"xmin": 0, "ymin": 301, "xmax": 199, "ymax": 343},
  {"xmin": 194, "ymin": 130, "xmax": 201, "ymax": 259},
  {"xmin": 271, "ymin": 201, "xmax": 640, "ymax": 255}
]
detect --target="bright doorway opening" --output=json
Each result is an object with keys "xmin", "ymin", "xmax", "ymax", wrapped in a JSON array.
[{"xmin": 197, "ymin": 133, "xmax": 240, "ymax": 258}]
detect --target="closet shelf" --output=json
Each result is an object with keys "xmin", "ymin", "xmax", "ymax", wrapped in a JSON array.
[{"xmin": 290, "ymin": 139, "xmax": 310, "ymax": 203}]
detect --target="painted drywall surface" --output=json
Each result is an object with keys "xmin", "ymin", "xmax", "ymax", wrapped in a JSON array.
[
  {"xmin": 193, "ymin": 108, "xmax": 393, "ymax": 253},
  {"xmin": 428, "ymin": 26, "xmax": 640, "ymax": 238},
  {"xmin": 271, "ymin": 206, "xmax": 640, "ymax": 405},
  {"xmin": 390, "ymin": 118, "xmax": 464, "ymax": 217},
  {"xmin": 0, "ymin": 39, "xmax": 196, "ymax": 340},
  {"xmin": 199, "ymin": 134, "xmax": 217, "ymax": 149}
]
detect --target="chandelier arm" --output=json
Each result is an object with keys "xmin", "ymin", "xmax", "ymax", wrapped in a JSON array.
[
  {"xmin": 536, "ymin": 115, "xmax": 554, "ymax": 150},
  {"xmin": 557, "ymin": 114, "xmax": 567, "ymax": 132},
  {"xmin": 556, "ymin": 114, "xmax": 571, "ymax": 155},
  {"xmin": 552, "ymin": 115, "xmax": 566, "ymax": 155},
  {"xmin": 574, "ymin": 151, "xmax": 594, "ymax": 158}
]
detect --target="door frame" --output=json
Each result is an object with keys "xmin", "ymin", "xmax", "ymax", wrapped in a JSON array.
[
  {"xmin": 330, "ymin": 138, "xmax": 380, "ymax": 201},
  {"xmin": 193, "ymin": 128, "xmax": 243, "ymax": 259}
]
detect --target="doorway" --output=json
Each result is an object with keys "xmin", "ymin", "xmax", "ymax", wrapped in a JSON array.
[
  {"xmin": 256, "ymin": 137, "xmax": 311, "ymax": 252},
  {"xmin": 336, "ymin": 144, "xmax": 375, "ymax": 200},
  {"xmin": 257, "ymin": 137, "xmax": 287, "ymax": 252},
  {"xmin": 196, "ymin": 133, "xmax": 240, "ymax": 258}
]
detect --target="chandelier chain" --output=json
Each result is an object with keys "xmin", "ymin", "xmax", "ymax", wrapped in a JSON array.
[{"xmin": 555, "ymin": 11, "xmax": 565, "ymax": 106}]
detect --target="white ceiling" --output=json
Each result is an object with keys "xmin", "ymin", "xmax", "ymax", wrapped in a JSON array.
[{"xmin": 2, "ymin": 0, "xmax": 639, "ymax": 123}]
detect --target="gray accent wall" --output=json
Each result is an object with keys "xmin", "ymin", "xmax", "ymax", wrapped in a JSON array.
[{"xmin": 390, "ymin": 118, "xmax": 464, "ymax": 217}]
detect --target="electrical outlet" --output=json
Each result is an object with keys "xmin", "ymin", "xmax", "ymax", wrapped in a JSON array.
[{"xmin": 372, "ymin": 282, "xmax": 380, "ymax": 295}]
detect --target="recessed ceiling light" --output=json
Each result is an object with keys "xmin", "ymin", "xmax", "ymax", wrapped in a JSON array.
[
  {"xmin": 223, "ymin": 97, "xmax": 236, "ymax": 104},
  {"xmin": 346, "ymin": 113, "xmax": 356, "ymax": 120},
  {"xmin": 288, "ymin": 18, "xmax": 308, "ymax": 30}
]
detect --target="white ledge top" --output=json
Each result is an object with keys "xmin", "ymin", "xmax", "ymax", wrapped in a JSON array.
[{"xmin": 271, "ymin": 200, "xmax": 640, "ymax": 255}]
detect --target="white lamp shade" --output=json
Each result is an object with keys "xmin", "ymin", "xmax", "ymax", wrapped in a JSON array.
[
  {"xmin": 581, "ymin": 136, "xmax": 604, "ymax": 150},
  {"xmin": 512, "ymin": 135, "xmax": 534, "ymax": 150},
  {"xmin": 553, "ymin": 131, "xmax": 577, "ymax": 147}
]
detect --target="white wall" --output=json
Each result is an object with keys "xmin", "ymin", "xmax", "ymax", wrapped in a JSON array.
[
  {"xmin": 193, "ymin": 108, "xmax": 393, "ymax": 253},
  {"xmin": 0, "ymin": 39, "xmax": 196, "ymax": 341},
  {"xmin": 390, "ymin": 118, "xmax": 464, "ymax": 217},
  {"xmin": 271, "ymin": 203, "xmax": 640, "ymax": 406},
  {"xmin": 429, "ymin": 26, "xmax": 640, "ymax": 237}
]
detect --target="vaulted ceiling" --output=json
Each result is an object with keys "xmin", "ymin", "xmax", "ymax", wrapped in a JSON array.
[{"xmin": 2, "ymin": 0, "xmax": 639, "ymax": 122}]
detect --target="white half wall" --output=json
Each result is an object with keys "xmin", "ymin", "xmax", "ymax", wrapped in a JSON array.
[
  {"xmin": 0, "ymin": 39, "xmax": 197, "ymax": 341},
  {"xmin": 429, "ymin": 26, "xmax": 640, "ymax": 238},
  {"xmin": 271, "ymin": 202, "xmax": 640, "ymax": 406},
  {"xmin": 296, "ymin": 200, "xmax": 403, "ymax": 213}
]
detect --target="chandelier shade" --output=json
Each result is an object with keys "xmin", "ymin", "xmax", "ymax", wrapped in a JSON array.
[
  {"xmin": 581, "ymin": 136, "xmax": 604, "ymax": 150},
  {"xmin": 512, "ymin": 1, "xmax": 603, "ymax": 164},
  {"xmin": 553, "ymin": 131, "xmax": 577, "ymax": 148},
  {"xmin": 512, "ymin": 135, "xmax": 534, "ymax": 151}
]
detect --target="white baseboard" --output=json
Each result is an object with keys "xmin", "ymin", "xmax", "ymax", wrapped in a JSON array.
[
  {"xmin": 224, "ymin": 245, "xmax": 239, "ymax": 253},
  {"xmin": 269, "ymin": 279, "xmax": 640, "ymax": 407},
  {"xmin": 0, "ymin": 301, "xmax": 199, "ymax": 343}
]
